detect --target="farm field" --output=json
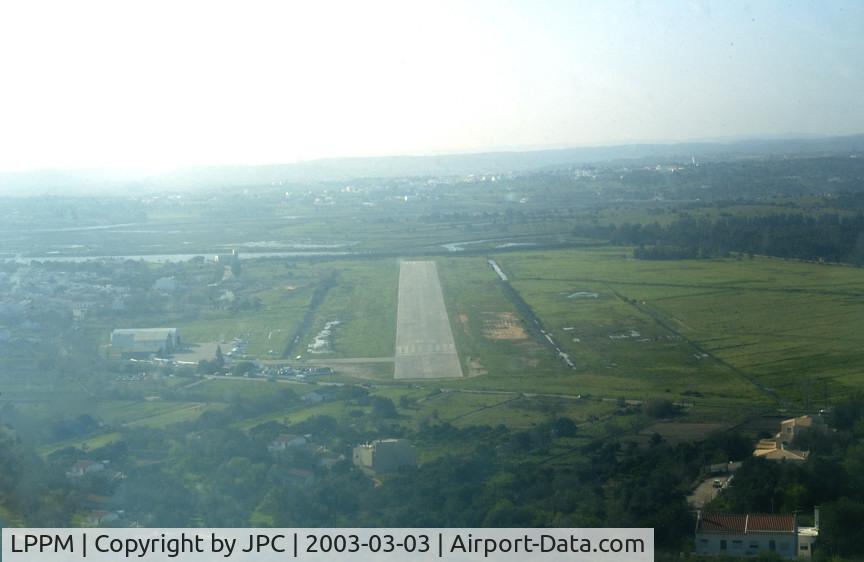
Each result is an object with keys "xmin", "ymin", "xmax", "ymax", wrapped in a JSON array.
[
  {"xmin": 35, "ymin": 400, "xmax": 228, "ymax": 455},
  {"xmin": 0, "ymin": 187, "xmax": 585, "ymax": 260},
  {"xmin": 493, "ymin": 247, "xmax": 864, "ymax": 407},
  {"xmin": 433, "ymin": 255, "xmax": 761, "ymax": 414}
]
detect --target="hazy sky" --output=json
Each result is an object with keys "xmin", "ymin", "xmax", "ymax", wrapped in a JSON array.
[{"xmin": 0, "ymin": 0, "xmax": 862, "ymax": 171}]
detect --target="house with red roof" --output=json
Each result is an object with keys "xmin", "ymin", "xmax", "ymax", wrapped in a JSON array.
[{"xmin": 695, "ymin": 512, "xmax": 797, "ymax": 559}]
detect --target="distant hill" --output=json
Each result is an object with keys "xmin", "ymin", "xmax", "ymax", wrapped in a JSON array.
[{"xmin": 3, "ymin": 133, "xmax": 864, "ymax": 194}]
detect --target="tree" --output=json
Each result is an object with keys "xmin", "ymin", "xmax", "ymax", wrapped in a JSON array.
[
  {"xmin": 832, "ymin": 393, "xmax": 864, "ymax": 431},
  {"xmin": 551, "ymin": 417, "xmax": 577, "ymax": 437},
  {"xmin": 370, "ymin": 397, "xmax": 398, "ymax": 419},
  {"xmin": 197, "ymin": 358, "xmax": 223, "ymax": 375},
  {"xmin": 231, "ymin": 361, "xmax": 257, "ymax": 377},
  {"xmin": 643, "ymin": 399, "xmax": 678, "ymax": 419}
]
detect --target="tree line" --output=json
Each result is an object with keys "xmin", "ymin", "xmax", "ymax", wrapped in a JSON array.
[{"xmin": 573, "ymin": 213, "xmax": 864, "ymax": 264}]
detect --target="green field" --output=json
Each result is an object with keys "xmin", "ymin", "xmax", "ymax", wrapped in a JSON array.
[
  {"xmin": 298, "ymin": 259, "xmax": 399, "ymax": 358},
  {"xmin": 32, "ymin": 399, "xmax": 228, "ymax": 454},
  {"xmin": 438, "ymin": 256, "xmax": 561, "ymax": 378},
  {"xmin": 19, "ymin": 246, "xmax": 864, "ymax": 460},
  {"xmin": 156, "ymin": 247, "xmax": 864, "ymax": 421},
  {"xmin": 493, "ymin": 248, "xmax": 864, "ymax": 407}
]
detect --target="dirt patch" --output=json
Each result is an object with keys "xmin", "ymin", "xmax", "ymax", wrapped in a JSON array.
[
  {"xmin": 458, "ymin": 314, "xmax": 470, "ymax": 335},
  {"xmin": 483, "ymin": 312, "xmax": 528, "ymax": 340},
  {"xmin": 467, "ymin": 357, "xmax": 488, "ymax": 377},
  {"xmin": 173, "ymin": 341, "xmax": 221, "ymax": 363}
]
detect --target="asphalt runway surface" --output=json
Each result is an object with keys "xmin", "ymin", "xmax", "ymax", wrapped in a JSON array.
[{"xmin": 394, "ymin": 261, "xmax": 464, "ymax": 379}]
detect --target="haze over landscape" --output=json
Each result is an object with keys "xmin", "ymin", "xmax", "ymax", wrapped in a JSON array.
[
  {"xmin": 5, "ymin": 2, "xmax": 864, "ymax": 560},
  {"xmin": 1, "ymin": 0, "xmax": 862, "ymax": 174}
]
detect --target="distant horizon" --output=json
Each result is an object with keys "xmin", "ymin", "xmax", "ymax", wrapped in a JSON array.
[{"xmin": 2, "ymin": 130, "xmax": 862, "ymax": 176}]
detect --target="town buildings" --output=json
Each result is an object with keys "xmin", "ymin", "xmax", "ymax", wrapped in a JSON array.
[{"xmin": 752, "ymin": 415, "xmax": 826, "ymax": 464}]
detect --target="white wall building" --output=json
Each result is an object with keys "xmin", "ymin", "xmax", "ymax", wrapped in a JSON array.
[
  {"xmin": 110, "ymin": 328, "xmax": 181, "ymax": 355},
  {"xmin": 268, "ymin": 434, "xmax": 307, "ymax": 452},
  {"xmin": 695, "ymin": 513, "xmax": 797, "ymax": 559},
  {"xmin": 353, "ymin": 439, "xmax": 417, "ymax": 473}
]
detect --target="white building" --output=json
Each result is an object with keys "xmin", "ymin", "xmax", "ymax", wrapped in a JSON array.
[
  {"xmin": 66, "ymin": 460, "xmax": 105, "ymax": 478},
  {"xmin": 752, "ymin": 414, "xmax": 827, "ymax": 463},
  {"xmin": 779, "ymin": 415, "xmax": 826, "ymax": 445},
  {"xmin": 302, "ymin": 392, "xmax": 325, "ymax": 404},
  {"xmin": 753, "ymin": 441, "xmax": 810, "ymax": 463},
  {"xmin": 353, "ymin": 439, "xmax": 417, "ymax": 473},
  {"xmin": 268, "ymin": 434, "xmax": 307, "ymax": 452},
  {"xmin": 695, "ymin": 513, "xmax": 797, "ymax": 559},
  {"xmin": 110, "ymin": 328, "xmax": 181, "ymax": 356},
  {"xmin": 798, "ymin": 526, "xmax": 818, "ymax": 560}
]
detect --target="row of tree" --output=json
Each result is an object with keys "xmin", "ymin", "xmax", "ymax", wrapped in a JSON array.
[{"xmin": 573, "ymin": 213, "xmax": 864, "ymax": 263}]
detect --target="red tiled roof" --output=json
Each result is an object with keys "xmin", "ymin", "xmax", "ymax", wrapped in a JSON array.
[{"xmin": 697, "ymin": 513, "xmax": 796, "ymax": 534}]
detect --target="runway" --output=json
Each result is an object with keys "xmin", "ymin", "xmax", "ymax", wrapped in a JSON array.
[{"xmin": 394, "ymin": 261, "xmax": 464, "ymax": 379}]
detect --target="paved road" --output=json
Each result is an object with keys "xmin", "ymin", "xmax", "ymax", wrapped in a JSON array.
[
  {"xmin": 688, "ymin": 474, "xmax": 732, "ymax": 508},
  {"xmin": 260, "ymin": 357, "xmax": 394, "ymax": 365},
  {"xmin": 394, "ymin": 261, "xmax": 463, "ymax": 379}
]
